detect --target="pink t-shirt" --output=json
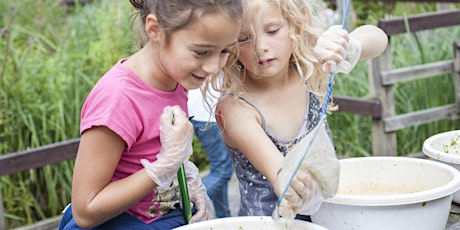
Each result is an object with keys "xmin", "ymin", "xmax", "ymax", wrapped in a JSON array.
[{"xmin": 80, "ymin": 58, "xmax": 188, "ymax": 223}]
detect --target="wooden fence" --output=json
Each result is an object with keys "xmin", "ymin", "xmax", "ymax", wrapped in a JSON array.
[
  {"xmin": 365, "ymin": 9, "xmax": 460, "ymax": 156},
  {"xmin": 0, "ymin": 139, "xmax": 79, "ymax": 230},
  {"xmin": 1, "ymin": 6, "xmax": 460, "ymax": 230}
]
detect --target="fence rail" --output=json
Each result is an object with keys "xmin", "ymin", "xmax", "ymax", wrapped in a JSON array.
[
  {"xmin": 377, "ymin": 10, "xmax": 460, "ymax": 35},
  {"xmin": 0, "ymin": 139, "xmax": 79, "ymax": 177}
]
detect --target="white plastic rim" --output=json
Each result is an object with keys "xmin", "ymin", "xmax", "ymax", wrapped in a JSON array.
[
  {"xmin": 323, "ymin": 156, "xmax": 460, "ymax": 206},
  {"xmin": 423, "ymin": 130, "xmax": 460, "ymax": 164},
  {"xmin": 172, "ymin": 216, "xmax": 328, "ymax": 230}
]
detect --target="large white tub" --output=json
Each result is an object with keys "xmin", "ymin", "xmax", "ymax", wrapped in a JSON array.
[
  {"xmin": 173, "ymin": 216, "xmax": 327, "ymax": 230},
  {"xmin": 311, "ymin": 156, "xmax": 460, "ymax": 230}
]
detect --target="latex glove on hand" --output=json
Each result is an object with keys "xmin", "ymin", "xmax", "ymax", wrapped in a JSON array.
[
  {"xmin": 278, "ymin": 168, "xmax": 322, "ymax": 219},
  {"xmin": 185, "ymin": 161, "xmax": 215, "ymax": 223},
  {"xmin": 277, "ymin": 119, "xmax": 340, "ymax": 219},
  {"xmin": 141, "ymin": 105, "xmax": 193, "ymax": 189},
  {"xmin": 314, "ymin": 25, "xmax": 362, "ymax": 74}
]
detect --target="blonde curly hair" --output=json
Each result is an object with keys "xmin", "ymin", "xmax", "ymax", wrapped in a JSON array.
[{"xmin": 204, "ymin": 0, "xmax": 337, "ymax": 113}]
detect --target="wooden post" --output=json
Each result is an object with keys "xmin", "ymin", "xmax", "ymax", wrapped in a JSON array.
[
  {"xmin": 454, "ymin": 40, "xmax": 460, "ymax": 114},
  {"xmin": 368, "ymin": 42, "xmax": 398, "ymax": 156}
]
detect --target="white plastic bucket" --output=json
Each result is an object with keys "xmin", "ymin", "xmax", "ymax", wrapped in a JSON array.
[
  {"xmin": 423, "ymin": 130, "xmax": 460, "ymax": 203},
  {"xmin": 173, "ymin": 216, "xmax": 328, "ymax": 230},
  {"xmin": 311, "ymin": 157, "xmax": 460, "ymax": 230}
]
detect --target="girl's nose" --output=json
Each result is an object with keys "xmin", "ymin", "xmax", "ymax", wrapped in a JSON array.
[
  {"xmin": 203, "ymin": 57, "xmax": 220, "ymax": 75},
  {"xmin": 256, "ymin": 36, "xmax": 269, "ymax": 53}
]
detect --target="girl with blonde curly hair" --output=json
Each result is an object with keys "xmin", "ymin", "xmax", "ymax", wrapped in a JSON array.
[{"xmin": 211, "ymin": 0, "xmax": 387, "ymax": 220}]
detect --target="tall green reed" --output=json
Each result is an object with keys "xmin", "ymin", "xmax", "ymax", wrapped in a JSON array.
[{"xmin": 1, "ymin": 0, "xmax": 134, "ymax": 228}]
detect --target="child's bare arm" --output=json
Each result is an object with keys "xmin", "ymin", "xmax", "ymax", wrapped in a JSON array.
[{"xmin": 350, "ymin": 24, "xmax": 388, "ymax": 60}]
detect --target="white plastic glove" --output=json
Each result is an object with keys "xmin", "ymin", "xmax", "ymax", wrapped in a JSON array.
[
  {"xmin": 278, "ymin": 168, "xmax": 322, "ymax": 219},
  {"xmin": 314, "ymin": 25, "xmax": 362, "ymax": 74},
  {"xmin": 184, "ymin": 161, "xmax": 215, "ymax": 223},
  {"xmin": 277, "ymin": 118, "xmax": 340, "ymax": 219},
  {"xmin": 141, "ymin": 105, "xmax": 193, "ymax": 189}
]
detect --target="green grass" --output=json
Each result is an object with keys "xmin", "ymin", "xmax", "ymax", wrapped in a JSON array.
[
  {"xmin": 1, "ymin": 0, "xmax": 460, "ymax": 228},
  {"xmin": 0, "ymin": 0, "xmax": 135, "ymax": 228}
]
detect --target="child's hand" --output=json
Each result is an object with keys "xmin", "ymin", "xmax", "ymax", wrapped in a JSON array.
[
  {"xmin": 276, "ymin": 119, "xmax": 340, "ymax": 219},
  {"xmin": 141, "ymin": 105, "xmax": 193, "ymax": 189},
  {"xmin": 185, "ymin": 161, "xmax": 215, "ymax": 222},
  {"xmin": 278, "ymin": 168, "xmax": 322, "ymax": 219},
  {"xmin": 314, "ymin": 25, "xmax": 362, "ymax": 74}
]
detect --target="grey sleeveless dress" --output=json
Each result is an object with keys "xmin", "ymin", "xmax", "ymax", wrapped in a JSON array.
[{"xmin": 227, "ymin": 92, "xmax": 332, "ymax": 216}]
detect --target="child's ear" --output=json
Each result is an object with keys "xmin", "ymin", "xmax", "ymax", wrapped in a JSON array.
[{"xmin": 145, "ymin": 14, "xmax": 161, "ymax": 42}]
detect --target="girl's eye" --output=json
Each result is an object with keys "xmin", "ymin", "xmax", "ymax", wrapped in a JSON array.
[
  {"xmin": 221, "ymin": 49, "xmax": 231, "ymax": 54},
  {"xmin": 238, "ymin": 38, "xmax": 251, "ymax": 45},
  {"xmin": 238, "ymin": 36, "xmax": 251, "ymax": 44},
  {"xmin": 194, "ymin": 50, "xmax": 208, "ymax": 56},
  {"xmin": 267, "ymin": 28, "xmax": 279, "ymax": 34},
  {"xmin": 194, "ymin": 50, "xmax": 230, "ymax": 56}
]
